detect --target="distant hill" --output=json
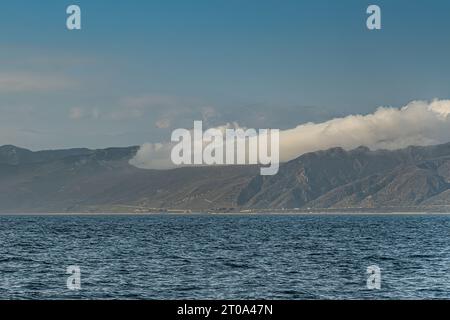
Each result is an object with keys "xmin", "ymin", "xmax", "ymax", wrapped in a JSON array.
[
  {"xmin": 238, "ymin": 144, "xmax": 450, "ymax": 210},
  {"xmin": 1, "ymin": 143, "xmax": 450, "ymax": 213}
]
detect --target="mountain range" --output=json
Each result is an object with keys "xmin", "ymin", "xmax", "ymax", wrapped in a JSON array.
[{"xmin": 1, "ymin": 142, "xmax": 450, "ymax": 213}]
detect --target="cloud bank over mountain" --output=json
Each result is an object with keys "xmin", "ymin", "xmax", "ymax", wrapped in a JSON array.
[{"xmin": 131, "ymin": 100, "xmax": 450, "ymax": 169}]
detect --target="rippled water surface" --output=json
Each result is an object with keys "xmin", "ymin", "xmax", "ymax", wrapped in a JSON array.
[{"xmin": 0, "ymin": 214, "xmax": 449, "ymax": 299}]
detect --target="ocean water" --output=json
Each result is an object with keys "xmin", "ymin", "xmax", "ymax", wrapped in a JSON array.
[{"xmin": 0, "ymin": 214, "xmax": 449, "ymax": 300}]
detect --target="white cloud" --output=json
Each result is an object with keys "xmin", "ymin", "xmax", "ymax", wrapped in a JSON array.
[
  {"xmin": 277, "ymin": 99, "xmax": 450, "ymax": 161},
  {"xmin": 130, "ymin": 99, "xmax": 450, "ymax": 169},
  {"xmin": 129, "ymin": 142, "xmax": 174, "ymax": 170}
]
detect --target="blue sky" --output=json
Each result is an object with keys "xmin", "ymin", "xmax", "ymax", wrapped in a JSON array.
[{"xmin": 1, "ymin": 0, "xmax": 450, "ymax": 150}]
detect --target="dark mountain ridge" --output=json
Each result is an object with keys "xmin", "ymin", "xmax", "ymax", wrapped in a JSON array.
[{"xmin": 238, "ymin": 143, "xmax": 450, "ymax": 209}]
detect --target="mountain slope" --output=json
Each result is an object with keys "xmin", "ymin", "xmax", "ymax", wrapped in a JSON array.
[
  {"xmin": 1, "ymin": 143, "xmax": 450, "ymax": 213},
  {"xmin": 0, "ymin": 145, "xmax": 258, "ymax": 212},
  {"xmin": 237, "ymin": 144, "xmax": 450, "ymax": 209}
]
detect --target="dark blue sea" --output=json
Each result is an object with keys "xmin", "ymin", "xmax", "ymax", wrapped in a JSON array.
[{"xmin": 0, "ymin": 214, "xmax": 449, "ymax": 299}]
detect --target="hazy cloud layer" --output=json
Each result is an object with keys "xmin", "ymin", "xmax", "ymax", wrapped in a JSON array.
[
  {"xmin": 131, "ymin": 99, "xmax": 450, "ymax": 169},
  {"xmin": 0, "ymin": 72, "xmax": 74, "ymax": 93}
]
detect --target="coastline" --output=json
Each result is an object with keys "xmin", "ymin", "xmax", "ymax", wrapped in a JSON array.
[{"xmin": 1, "ymin": 211, "xmax": 450, "ymax": 216}]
